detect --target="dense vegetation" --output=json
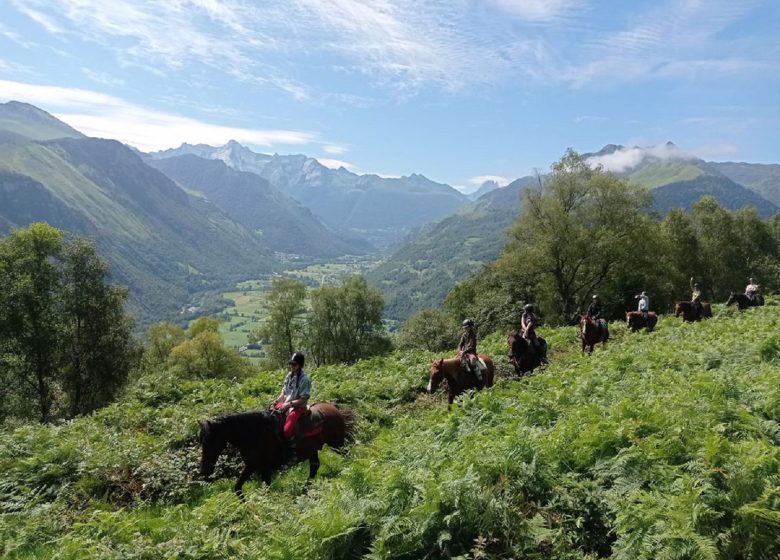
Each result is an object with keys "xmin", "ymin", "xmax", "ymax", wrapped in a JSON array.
[
  {"xmin": 2, "ymin": 299, "xmax": 779, "ymax": 559},
  {"xmin": 0, "ymin": 223, "xmax": 137, "ymax": 422},
  {"xmin": 446, "ymin": 151, "xmax": 780, "ymax": 331}
]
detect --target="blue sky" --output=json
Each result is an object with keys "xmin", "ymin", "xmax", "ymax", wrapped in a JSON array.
[{"xmin": 0, "ymin": 0, "xmax": 778, "ymax": 192}]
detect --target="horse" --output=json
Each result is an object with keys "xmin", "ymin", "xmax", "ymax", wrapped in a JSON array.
[
  {"xmin": 198, "ymin": 403, "xmax": 354, "ymax": 497},
  {"xmin": 726, "ymin": 292, "xmax": 764, "ymax": 310},
  {"xmin": 427, "ymin": 353, "xmax": 494, "ymax": 407},
  {"xmin": 507, "ymin": 331, "xmax": 548, "ymax": 376},
  {"xmin": 674, "ymin": 301, "xmax": 712, "ymax": 322},
  {"xmin": 580, "ymin": 315, "xmax": 608, "ymax": 354},
  {"xmin": 626, "ymin": 311, "xmax": 657, "ymax": 333}
]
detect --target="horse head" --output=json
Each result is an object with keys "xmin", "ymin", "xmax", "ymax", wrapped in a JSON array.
[
  {"xmin": 198, "ymin": 419, "xmax": 226, "ymax": 478},
  {"xmin": 580, "ymin": 314, "xmax": 595, "ymax": 335},
  {"xmin": 674, "ymin": 302, "xmax": 682, "ymax": 316},
  {"xmin": 427, "ymin": 358, "xmax": 445, "ymax": 394}
]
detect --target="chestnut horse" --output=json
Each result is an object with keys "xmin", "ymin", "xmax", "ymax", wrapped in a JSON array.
[
  {"xmin": 507, "ymin": 331, "xmax": 547, "ymax": 376},
  {"xmin": 580, "ymin": 314, "xmax": 608, "ymax": 354},
  {"xmin": 626, "ymin": 311, "xmax": 657, "ymax": 333},
  {"xmin": 199, "ymin": 403, "xmax": 354, "ymax": 497},
  {"xmin": 674, "ymin": 301, "xmax": 712, "ymax": 322},
  {"xmin": 428, "ymin": 353, "xmax": 494, "ymax": 407},
  {"xmin": 726, "ymin": 292, "xmax": 764, "ymax": 310}
]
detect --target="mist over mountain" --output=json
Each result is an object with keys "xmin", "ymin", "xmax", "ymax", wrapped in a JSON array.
[
  {"xmin": 146, "ymin": 155, "xmax": 373, "ymax": 258},
  {"xmin": 152, "ymin": 141, "xmax": 468, "ymax": 248},
  {"xmin": 368, "ymin": 143, "xmax": 780, "ymax": 322}
]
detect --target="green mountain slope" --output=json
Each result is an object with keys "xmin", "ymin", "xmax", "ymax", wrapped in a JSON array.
[
  {"xmin": 2, "ymin": 303, "xmax": 778, "ymax": 559},
  {"xmin": 367, "ymin": 177, "xmax": 535, "ymax": 321},
  {"xmin": 0, "ymin": 137, "xmax": 277, "ymax": 324},
  {"xmin": 652, "ymin": 174, "xmax": 779, "ymax": 216},
  {"xmin": 0, "ymin": 101, "xmax": 84, "ymax": 142},
  {"xmin": 709, "ymin": 161, "xmax": 780, "ymax": 206},
  {"xmin": 146, "ymin": 154, "xmax": 373, "ymax": 258}
]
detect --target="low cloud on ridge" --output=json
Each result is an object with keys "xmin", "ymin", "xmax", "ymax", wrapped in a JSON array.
[{"xmin": 586, "ymin": 143, "xmax": 693, "ymax": 173}]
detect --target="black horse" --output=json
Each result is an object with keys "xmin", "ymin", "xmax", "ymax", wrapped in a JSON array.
[
  {"xmin": 199, "ymin": 403, "xmax": 354, "ymax": 497},
  {"xmin": 507, "ymin": 331, "xmax": 547, "ymax": 376},
  {"xmin": 726, "ymin": 292, "xmax": 764, "ymax": 310}
]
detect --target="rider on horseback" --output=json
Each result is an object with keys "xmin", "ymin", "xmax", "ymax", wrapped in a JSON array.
[
  {"xmin": 690, "ymin": 278, "xmax": 703, "ymax": 319},
  {"xmin": 587, "ymin": 294, "xmax": 608, "ymax": 333},
  {"xmin": 458, "ymin": 318, "xmax": 482, "ymax": 384},
  {"xmin": 272, "ymin": 351, "xmax": 311, "ymax": 462},
  {"xmin": 521, "ymin": 304, "xmax": 547, "ymax": 364},
  {"xmin": 635, "ymin": 291, "xmax": 650, "ymax": 321},
  {"xmin": 745, "ymin": 277, "xmax": 760, "ymax": 303}
]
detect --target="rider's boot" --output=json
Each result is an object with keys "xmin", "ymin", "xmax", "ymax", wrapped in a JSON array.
[{"xmin": 281, "ymin": 437, "xmax": 298, "ymax": 466}]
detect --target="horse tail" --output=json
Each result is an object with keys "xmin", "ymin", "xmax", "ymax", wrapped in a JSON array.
[{"xmin": 339, "ymin": 406, "xmax": 356, "ymax": 446}]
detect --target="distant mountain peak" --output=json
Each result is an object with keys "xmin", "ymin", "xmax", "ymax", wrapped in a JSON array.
[{"xmin": 0, "ymin": 100, "xmax": 84, "ymax": 141}]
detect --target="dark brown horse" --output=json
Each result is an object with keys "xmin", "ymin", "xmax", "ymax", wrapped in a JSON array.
[
  {"xmin": 626, "ymin": 311, "xmax": 657, "ymax": 333},
  {"xmin": 507, "ymin": 331, "xmax": 547, "ymax": 376},
  {"xmin": 674, "ymin": 301, "xmax": 712, "ymax": 322},
  {"xmin": 199, "ymin": 403, "xmax": 354, "ymax": 497},
  {"xmin": 427, "ymin": 353, "xmax": 494, "ymax": 407},
  {"xmin": 726, "ymin": 292, "xmax": 764, "ymax": 310},
  {"xmin": 580, "ymin": 314, "xmax": 608, "ymax": 354}
]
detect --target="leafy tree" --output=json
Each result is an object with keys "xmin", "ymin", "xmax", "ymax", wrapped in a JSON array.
[
  {"xmin": 59, "ymin": 239, "xmax": 137, "ymax": 416},
  {"xmin": 0, "ymin": 223, "xmax": 63, "ymax": 421},
  {"xmin": 396, "ymin": 308, "xmax": 458, "ymax": 352},
  {"xmin": 251, "ymin": 277, "xmax": 306, "ymax": 367},
  {"xmin": 308, "ymin": 276, "xmax": 391, "ymax": 365},
  {"xmin": 501, "ymin": 150, "xmax": 654, "ymax": 324},
  {"xmin": 142, "ymin": 322, "xmax": 186, "ymax": 371},
  {"xmin": 187, "ymin": 316, "xmax": 222, "ymax": 338}
]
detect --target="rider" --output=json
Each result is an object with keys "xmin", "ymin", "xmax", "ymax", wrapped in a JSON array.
[
  {"xmin": 521, "ymin": 303, "xmax": 547, "ymax": 364},
  {"xmin": 458, "ymin": 318, "xmax": 482, "ymax": 383},
  {"xmin": 586, "ymin": 294, "xmax": 608, "ymax": 337},
  {"xmin": 636, "ymin": 291, "xmax": 650, "ymax": 321},
  {"xmin": 272, "ymin": 351, "xmax": 311, "ymax": 462},
  {"xmin": 690, "ymin": 277, "xmax": 703, "ymax": 319},
  {"xmin": 745, "ymin": 277, "xmax": 760, "ymax": 303}
]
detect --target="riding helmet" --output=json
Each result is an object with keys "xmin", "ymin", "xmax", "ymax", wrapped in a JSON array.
[
  {"xmin": 523, "ymin": 303, "xmax": 534, "ymax": 312},
  {"xmin": 462, "ymin": 318, "xmax": 474, "ymax": 328},
  {"xmin": 592, "ymin": 294, "xmax": 599, "ymax": 300},
  {"xmin": 289, "ymin": 351, "xmax": 305, "ymax": 367}
]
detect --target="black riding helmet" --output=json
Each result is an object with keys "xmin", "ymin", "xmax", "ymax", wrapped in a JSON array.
[
  {"xmin": 462, "ymin": 318, "xmax": 474, "ymax": 328},
  {"xmin": 523, "ymin": 303, "xmax": 534, "ymax": 312},
  {"xmin": 289, "ymin": 351, "xmax": 305, "ymax": 367}
]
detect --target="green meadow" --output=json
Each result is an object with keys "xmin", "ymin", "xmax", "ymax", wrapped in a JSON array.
[{"xmin": 2, "ymin": 302, "xmax": 779, "ymax": 559}]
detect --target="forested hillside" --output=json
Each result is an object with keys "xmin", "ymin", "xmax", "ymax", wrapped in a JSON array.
[{"xmin": 2, "ymin": 300, "xmax": 778, "ymax": 559}]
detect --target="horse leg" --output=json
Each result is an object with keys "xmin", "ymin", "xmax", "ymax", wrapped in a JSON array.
[
  {"xmin": 234, "ymin": 464, "xmax": 254, "ymax": 499},
  {"xmin": 306, "ymin": 451, "xmax": 321, "ymax": 486}
]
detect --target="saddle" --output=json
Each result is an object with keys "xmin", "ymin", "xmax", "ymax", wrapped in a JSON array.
[{"xmin": 271, "ymin": 406, "xmax": 326, "ymax": 440}]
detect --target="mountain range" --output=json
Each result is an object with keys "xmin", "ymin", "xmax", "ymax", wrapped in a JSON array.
[
  {"xmin": 151, "ymin": 142, "xmax": 468, "ymax": 248},
  {"xmin": 368, "ymin": 144, "xmax": 780, "ymax": 321},
  {"xmin": 2, "ymin": 100, "xmax": 779, "ymax": 327}
]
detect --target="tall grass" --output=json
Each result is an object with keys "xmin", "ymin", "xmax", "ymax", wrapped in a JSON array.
[{"xmin": 2, "ymin": 303, "xmax": 779, "ymax": 559}]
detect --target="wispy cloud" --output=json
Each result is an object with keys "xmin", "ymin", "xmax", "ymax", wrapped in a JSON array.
[
  {"xmin": 0, "ymin": 80, "xmax": 319, "ymax": 151},
  {"xmin": 322, "ymin": 144, "xmax": 348, "ymax": 155},
  {"xmin": 317, "ymin": 158, "xmax": 357, "ymax": 171},
  {"xmin": 81, "ymin": 67, "xmax": 125, "ymax": 88},
  {"xmin": 7, "ymin": 0, "xmax": 773, "ymax": 98},
  {"xmin": 586, "ymin": 143, "xmax": 693, "ymax": 173},
  {"xmin": 469, "ymin": 175, "xmax": 511, "ymax": 186}
]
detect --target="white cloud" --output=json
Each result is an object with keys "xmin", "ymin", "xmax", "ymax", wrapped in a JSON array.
[
  {"xmin": 322, "ymin": 144, "xmax": 348, "ymax": 155},
  {"xmin": 316, "ymin": 158, "xmax": 356, "ymax": 171},
  {"xmin": 7, "ymin": 0, "xmax": 772, "ymax": 98},
  {"xmin": 0, "ymin": 80, "xmax": 318, "ymax": 151},
  {"xmin": 586, "ymin": 143, "xmax": 692, "ymax": 173},
  {"xmin": 468, "ymin": 175, "xmax": 511, "ymax": 186},
  {"xmin": 487, "ymin": 0, "xmax": 579, "ymax": 22},
  {"xmin": 80, "ymin": 67, "xmax": 125, "ymax": 87}
]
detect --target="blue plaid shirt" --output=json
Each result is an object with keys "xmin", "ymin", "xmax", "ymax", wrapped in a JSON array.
[{"xmin": 282, "ymin": 369, "xmax": 311, "ymax": 403}]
